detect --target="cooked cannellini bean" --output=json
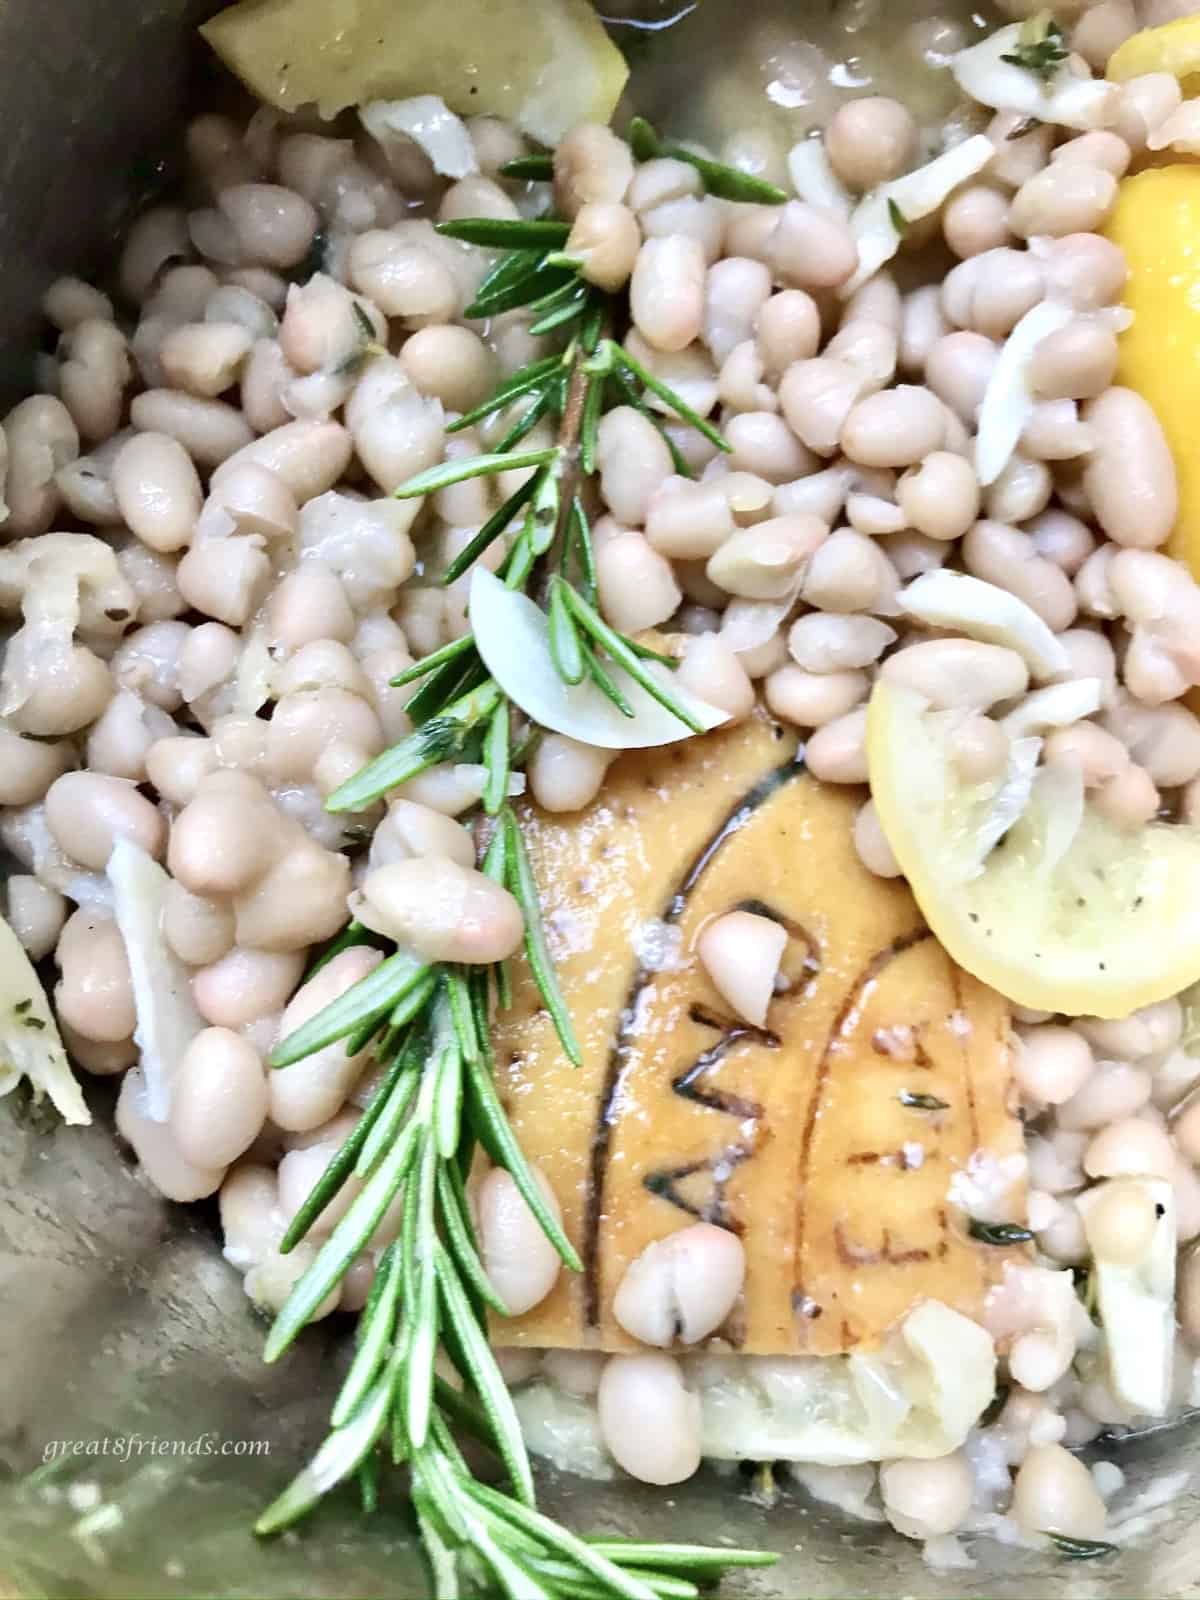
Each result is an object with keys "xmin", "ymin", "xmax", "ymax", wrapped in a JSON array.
[
  {"xmin": 44, "ymin": 772, "xmax": 165, "ymax": 870},
  {"xmin": 778, "ymin": 358, "xmax": 867, "ymax": 456},
  {"xmin": 613, "ymin": 1223, "xmax": 745, "ymax": 1347},
  {"xmin": 595, "ymin": 532, "xmax": 682, "ymax": 632},
  {"xmin": 267, "ymin": 948, "xmax": 383, "ymax": 1132},
  {"xmin": 942, "ymin": 250, "xmax": 1043, "ymax": 340},
  {"xmin": 7, "ymin": 876, "xmax": 67, "ymax": 962},
  {"xmin": 787, "ymin": 613, "xmax": 895, "ymax": 672},
  {"xmin": 477, "ymin": 1166, "xmax": 563, "ymax": 1316},
  {"xmin": 354, "ymin": 858, "xmax": 523, "ymax": 964},
  {"xmin": 162, "ymin": 882, "xmax": 235, "ymax": 967},
  {"xmin": 841, "ymin": 386, "xmax": 945, "ymax": 469},
  {"xmin": 1084, "ymin": 1116, "xmax": 1176, "ymax": 1180},
  {"xmin": 962, "ymin": 521, "xmax": 1076, "ymax": 633},
  {"xmin": 2, "ymin": 395, "xmax": 79, "ymax": 536},
  {"xmin": 145, "ymin": 736, "xmax": 219, "ymax": 807},
  {"xmin": 725, "ymin": 411, "xmax": 815, "ymax": 483},
  {"xmin": 704, "ymin": 257, "xmax": 773, "ymax": 366},
  {"xmin": 1029, "ymin": 321, "xmax": 1118, "ymax": 402},
  {"xmin": 943, "ymin": 184, "xmax": 1011, "ymax": 259},
  {"xmin": 880, "ymin": 1453, "xmax": 973, "ymax": 1541},
  {"xmin": 193, "ymin": 947, "xmax": 305, "ymax": 1031},
  {"xmin": 646, "ymin": 478, "xmax": 734, "ymax": 560},
  {"xmin": 1082, "ymin": 389, "xmax": 1178, "ymax": 549},
  {"xmin": 58, "ymin": 319, "xmax": 131, "ymax": 443},
  {"xmin": 131, "ymin": 389, "xmax": 254, "ymax": 467},
  {"xmin": 1075, "ymin": 998, "xmax": 1182, "ymax": 1062},
  {"xmin": 707, "ymin": 514, "xmax": 828, "ymax": 600},
  {"xmin": 1093, "ymin": 762, "xmax": 1160, "ymax": 828},
  {"xmin": 1057, "ymin": 1061, "xmax": 1151, "ymax": 1133},
  {"xmin": 1011, "ymin": 1444, "xmax": 1107, "ymax": 1542},
  {"xmin": 767, "ymin": 202, "xmax": 858, "ymax": 292},
  {"xmin": 528, "ymin": 735, "xmax": 613, "ymax": 814},
  {"xmin": 170, "ymin": 1028, "xmax": 268, "ymax": 1168},
  {"xmin": 630, "ymin": 235, "xmax": 706, "ymax": 354},
  {"xmin": 1081, "ymin": 1178, "xmax": 1159, "ymax": 1268},
  {"xmin": 897, "ymin": 452, "xmax": 981, "ymax": 541},
  {"xmin": 881, "ymin": 639, "xmax": 1029, "ymax": 709},
  {"xmin": 757, "ymin": 290, "xmax": 822, "ymax": 378},
  {"xmin": 112, "ymin": 432, "xmax": 203, "ymax": 554},
  {"xmin": 802, "ymin": 528, "xmax": 897, "ymax": 614},
  {"xmin": 117, "ymin": 1069, "xmax": 226, "ymax": 1202},
  {"xmin": 168, "ymin": 773, "xmax": 281, "ymax": 896},
  {"xmin": 804, "ymin": 707, "xmax": 869, "ymax": 784},
  {"xmin": 675, "ymin": 635, "xmax": 756, "ymax": 722},
  {"xmin": 0, "ymin": 725, "xmax": 72, "ymax": 807},
  {"xmin": 234, "ymin": 840, "xmax": 351, "ymax": 953},
  {"xmin": 697, "ymin": 910, "xmax": 787, "ymax": 1027},
  {"xmin": 43, "ymin": 275, "xmax": 114, "ymax": 331},
  {"xmin": 217, "ymin": 184, "xmax": 318, "ymax": 270},
  {"xmin": 766, "ymin": 664, "xmax": 869, "ymax": 729},
  {"xmin": 1013, "ymin": 1025, "xmax": 1095, "ymax": 1107},
  {"xmin": 947, "ymin": 714, "xmax": 1010, "ymax": 783},
  {"xmin": 160, "ymin": 321, "xmax": 254, "ymax": 398},
  {"xmin": 541, "ymin": 1350, "xmax": 604, "ymax": 1397},
  {"xmin": 553, "ymin": 123, "xmax": 633, "ymax": 219},
  {"xmin": 826, "ymin": 96, "xmax": 917, "ymax": 189},
  {"xmin": 1010, "ymin": 164, "xmax": 1118, "ymax": 240},
  {"xmin": 55, "ymin": 913, "xmax": 136, "ymax": 1044},
  {"xmin": 595, "ymin": 406, "xmax": 673, "ymax": 526},
  {"xmin": 597, "ymin": 1354, "xmax": 701, "ymax": 1486}
]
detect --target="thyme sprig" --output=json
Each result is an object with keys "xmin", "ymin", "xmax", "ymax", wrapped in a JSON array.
[
  {"xmin": 255, "ymin": 117, "xmax": 788, "ymax": 1595},
  {"xmin": 1000, "ymin": 15, "xmax": 1068, "ymax": 85}
]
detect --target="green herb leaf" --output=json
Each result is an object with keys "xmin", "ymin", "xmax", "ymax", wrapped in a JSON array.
[
  {"xmin": 899, "ymin": 1089, "xmax": 949, "ymax": 1110},
  {"xmin": 887, "ymin": 198, "xmax": 910, "ymax": 237},
  {"xmin": 1046, "ymin": 1534, "xmax": 1118, "ymax": 1562},
  {"xmin": 331, "ymin": 1241, "xmax": 404, "ymax": 1427},
  {"xmin": 499, "ymin": 153, "xmax": 555, "ymax": 180},
  {"xmin": 326, "ymin": 679, "xmax": 503, "ymax": 812},
  {"xmin": 483, "ymin": 698, "xmax": 513, "ymax": 817},
  {"xmin": 270, "ymin": 950, "xmax": 429, "ymax": 1069},
  {"xmin": 392, "ymin": 447, "xmax": 559, "ymax": 500},
  {"xmin": 608, "ymin": 341, "xmax": 730, "ymax": 453},
  {"xmin": 1000, "ymin": 18, "xmax": 1068, "ymax": 84},
  {"xmin": 625, "ymin": 116, "xmax": 787, "ymax": 204},
  {"xmin": 581, "ymin": 641, "xmax": 636, "ymax": 717},
  {"xmin": 255, "ymin": 1374, "xmax": 393, "ymax": 1535},
  {"xmin": 549, "ymin": 575, "xmax": 586, "ymax": 686},
  {"xmin": 389, "ymin": 634, "xmax": 476, "ymax": 688},
  {"xmin": 441, "ymin": 475, "xmax": 542, "ymax": 588},
  {"xmin": 503, "ymin": 806, "xmax": 583, "ymax": 1066},
  {"xmin": 446, "ymin": 354, "xmax": 562, "ymax": 434},
  {"xmin": 969, "ymin": 1219, "xmax": 1035, "ymax": 1246},
  {"xmin": 564, "ymin": 584, "xmax": 707, "ymax": 734},
  {"xmin": 437, "ymin": 217, "xmax": 571, "ymax": 249}
]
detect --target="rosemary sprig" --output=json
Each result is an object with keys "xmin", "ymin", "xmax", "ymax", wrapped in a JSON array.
[
  {"xmin": 968, "ymin": 1219, "xmax": 1035, "ymax": 1246},
  {"xmin": 1045, "ymin": 1534, "xmax": 1118, "ymax": 1562},
  {"xmin": 254, "ymin": 134, "xmax": 782, "ymax": 1596},
  {"xmin": 625, "ymin": 115, "xmax": 788, "ymax": 204}
]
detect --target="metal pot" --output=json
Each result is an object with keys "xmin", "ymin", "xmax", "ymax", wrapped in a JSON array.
[{"xmin": 0, "ymin": 3, "xmax": 1196, "ymax": 1594}]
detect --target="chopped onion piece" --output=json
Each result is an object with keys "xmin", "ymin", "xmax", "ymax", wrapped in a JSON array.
[
  {"xmin": 786, "ymin": 138, "xmax": 852, "ymax": 219},
  {"xmin": 469, "ymin": 568, "xmax": 727, "ymax": 750},
  {"xmin": 1077, "ymin": 1178, "xmax": 1176, "ymax": 1418},
  {"xmin": 1000, "ymin": 678, "xmax": 1103, "ymax": 740},
  {"xmin": 360, "ymin": 95, "xmax": 478, "ymax": 179},
  {"xmin": 0, "ymin": 911, "xmax": 89, "ymax": 1125},
  {"xmin": 975, "ymin": 299, "xmax": 1075, "ymax": 487},
  {"xmin": 951, "ymin": 25, "xmax": 1120, "ymax": 132},
  {"xmin": 967, "ymin": 734, "xmax": 1041, "ymax": 877},
  {"xmin": 719, "ymin": 580, "xmax": 802, "ymax": 653},
  {"xmin": 1028, "ymin": 757, "xmax": 1085, "ymax": 880},
  {"xmin": 108, "ymin": 838, "xmax": 205, "ymax": 1123},
  {"xmin": 842, "ymin": 134, "xmax": 994, "ymax": 297},
  {"xmin": 898, "ymin": 570, "xmax": 1070, "ymax": 681}
]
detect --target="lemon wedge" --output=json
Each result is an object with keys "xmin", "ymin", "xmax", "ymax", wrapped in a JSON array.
[
  {"xmin": 867, "ymin": 678, "xmax": 1200, "ymax": 1019},
  {"xmin": 1108, "ymin": 15, "xmax": 1200, "ymax": 93},
  {"xmin": 1106, "ymin": 167, "xmax": 1200, "ymax": 579},
  {"xmin": 202, "ymin": 0, "xmax": 628, "ymax": 145}
]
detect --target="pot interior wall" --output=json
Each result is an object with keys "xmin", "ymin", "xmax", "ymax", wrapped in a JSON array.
[{"xmin": 0, "ymin": 3, "xmax": 1196, "ymax": 1595}]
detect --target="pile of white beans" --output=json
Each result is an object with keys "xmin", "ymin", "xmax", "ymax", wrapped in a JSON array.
[{"xmin": 3, "ymin": 0, "xmax": 1200, "ymax": 1562}]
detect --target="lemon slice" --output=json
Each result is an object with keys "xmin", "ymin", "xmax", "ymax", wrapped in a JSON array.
[
  {"xmin": 202, "ymin": 0, "xmax": 628, "ymax": 145},
  {"xmin": 1107, "ymin": 16, "xmax": 1200, "ymax": 92},
  {"xmin": 867, "ymin": 678, "xmax": 1200, "ymax": 1018}
]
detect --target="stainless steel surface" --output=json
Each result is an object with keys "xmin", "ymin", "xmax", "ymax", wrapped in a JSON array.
[{"xmin": 0, "ymin": 3, "xmax": 1197, "ymax": 1594}]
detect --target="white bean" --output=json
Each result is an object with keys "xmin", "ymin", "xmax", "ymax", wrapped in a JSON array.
[
  {"xmin": 841, "ymin": 385, "xmax": 945, "ymax": 469},
  {"xmin": 354, "ymin": 858, "xmax": 524, "ymax": 964},
  {"xmin": 880, "ymin": 1454, "xmax": 973, "ymax": 1540},
  {"xmin": 1082, "ymin": 388, "xmax": 1178, "ymax": 550},
  {"xmin": 170, "ymin": 1027, "xmax": 268, "ymax": 1167},
  {"xmin": 826, "ymin": 97, "xmax": 917, "ymax": 189},
  {"xmin": 595, "ymin": 406, "xmax": 673, "ymax": 526},
  {"xmin": 707, "ymin": 514, "xmax": 828, "ymax": 601},
  {"xmin": 1010, "ymin": 164, "xmax": 1118, "ymax": 239},
  {"xmin": 631, "ymin": 235, "xmax": 706, "ymax": 354},
  {"xmin": 787, "ymin": 613, "xmax": 895, "ymax": 672},
  {"xmin": 553, "ymin": 124, "xmax": 634, "ymax": 219},
  {"xmin": 477, "ymin": 1166, "xmax": 563, "ymax": 1316},
  {"xmin": 767, "ymin": 202, "xmax": 858, "ymax": 292},
  {"xmin": 268, "ymin": 949, "xmax": 383, "ymax": 1132},
  {"xmin": 0, "ymin": 726, "xmax": 72, "ymax": 807},
  {"xmin": 1084, "ymin": 1116, "xmax": 1176, "ymax": 1180},
  {"xmin": 218, "ymin": 184, "xmax": 318, "ymax": 270},
  {"xmin": 766, "ymin": 664, "xmax": 869, "ymax": 729},
  {"xmin": 757, "ymin": 290, "xmax": 822, "ymax": 378},
  {"xmin": 162, "ymin": 882, "xmax": 235, "ymax": 967},
  {"xmin": 7, "ymin": 876, "xmax": 66, "ymax": 962},
  {"xmin": 528, "ymin": 735, "xmax": 612, "ymax": 813},
  {"xmin": 613, "ymin": 1223, "xmax": 745, "ymax": 1346},
  {"xmin": 704, "ymin": 257, "xmax": 773, "ymax": 365},
  {"xmin": 779, "ymin": 358, "xmax": 868, "ymax": 456},
  {"xmin": 597, "ymin": 1354, "xmax": 701, "ymax": 1485},
  {"xmin": 595, "ymin": 533, "xmax": 682, "ymax": 632},
  {"xmin": 160, "ymin": 320, "xmax": 254, "ymax": 398},
  {"xmin": 2, "ymin": 396, "xmax": 79, "ymax": 536},
  {"xmin": 675, "ymin": 635, "xmax": 756, "ymax": 722},
  {"xmin": 112, "ymin": 432, "xmax": 203, "ymax": 554},
  {"xmin": 234, "ymin": 840, "xmax": 351, "ymax": 953},
  {"xmin": 44, "ymin": 772, "xmax": 165, "ymax": 870},
  {"xmin": 116, "ymin": 1068, "xmax": 226, "ymax": 1202},
  {"xmin": 881, "ymin": 639, "xmax": 1029, "ymax": 709},
  {"xmin": 55, "ymin": 913, "xmax": 135, "ymax": 1043},
  {"xmin": 1014, "ymin": 1025, "xmax": 1095, "ymax": 1107},
  {"xmin": 645, "ymin": 478, "xmax": 734, "ymax": 560},
  {"xmin": 131, "ymin": 389, "xmax": 254, "ymax": 467},
  {"xmin": 801, "ymin": 528, "xmax": 897, "ymax": 614},
  {"xmin": 193, "ymin": 948, "xmax": 305, "ymax": 1031},
  {"xmin": 1011, "ymin": 1444, "xmax": 1107, "ymax": 1541},
  {"xmin": 804, "ymin": 706, "xmax": 869, "ymax": 784},
  {"xmin": 725, "ymin": 411, "xmax": 816, "ymax": 483}
]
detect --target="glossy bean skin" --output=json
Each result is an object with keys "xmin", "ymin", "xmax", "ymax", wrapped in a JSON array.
[
  {"xmin": 596, "ymin": 1354, "xmax": 701, "ymax": 1485},
  {"xmin": 477, "ymin": 1166, "xmax": 563, "ymax": 1317},
  {"xmin": 169, "ymin": 1027, "xmax": 268, "ymax": 1168},
  {"xmin": 1082, "ymin": 389, "xmax": 1178, "ymax": 549}
]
